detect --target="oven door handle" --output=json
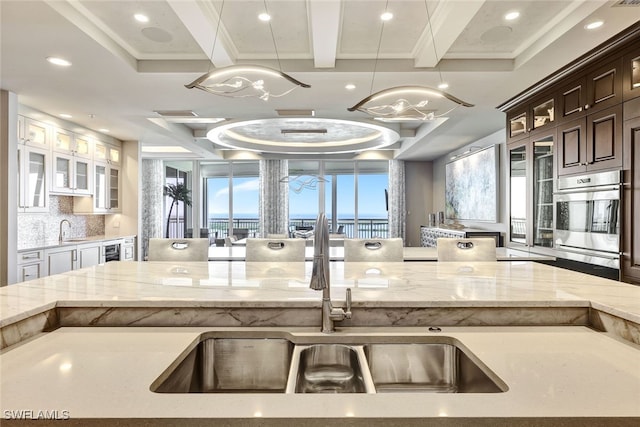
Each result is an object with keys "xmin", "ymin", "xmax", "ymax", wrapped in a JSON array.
[
  {"xmin": 553, "ymin": 185, "xmax": 620, "ymax": 196},
  {"xmin": 555, "ymin": 244, "xmax": 621, "ymax": 260}
]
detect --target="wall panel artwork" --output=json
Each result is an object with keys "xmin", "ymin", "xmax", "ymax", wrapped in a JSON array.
[{"xmin": 445, "ymin": 145, "xmax": 498, "ymax": 222}]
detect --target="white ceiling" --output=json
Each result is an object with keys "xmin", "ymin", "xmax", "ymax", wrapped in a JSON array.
[{"xmin": 1, "ymin": 0, "xmax": 639, "ymax": 161}]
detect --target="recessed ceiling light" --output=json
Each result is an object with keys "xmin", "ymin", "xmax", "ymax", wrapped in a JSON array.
[
  {"xmin": 258, "ymin": 13, "xmax": 271, "ymax": 22},
  {"xmin": 504, "ymin": 11, "xmax": 520, "ymax": 21},
  {"xmin": 46, "ymin": 57, "xmax": 71, "ymax": 67},
  {"xmin": 59, "ymin": 113, "xmax": 72, "ymax": 119},
  {"xmin": 345, "ymin": 84, "xmax": 356, "ymax": 90},
  {"xmin": 134, "ymin": 13, "xmax": 149, "ymax": 23},
  {"xmin": 585, "ymin": 20, "xmax": 603, "ymax": 30},
  {"xmin": 437, "ymin": 82, "xmax": 449, "ymax": 90},
  {"xmin": 380, "ymin": 12, "xmax": 393, "ymax": 21}
]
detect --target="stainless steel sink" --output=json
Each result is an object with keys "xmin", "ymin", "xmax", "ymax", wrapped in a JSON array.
[
  {"xmin": 151, "ymin": 332, "xmax": 507, "ymax": 394},
  {"xmin": 151, "ymin": 337, "xmax": 294, "ymax": 393},
  {"xmin": 364, "ymin": 342, "xmax": 507, "ymax": 393},
  {"xmin": 287, "ymin": 344, "xmax": 374, "ymax": 393}
]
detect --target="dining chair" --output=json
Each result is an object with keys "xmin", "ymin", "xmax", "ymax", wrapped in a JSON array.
[
  {"xmin": 436, "ymin": 238, "xmax": 497, "ymax": 262},
  {"xmin": 245, "ymin": 238, "xmax": 306, "ymax": 262},
  {"xmin": 147, "ymin": 238, "xmax": 209, "ymax": 261},
  {"xmin": 343, "ymin": 238, "xmax": 404, "ymax": 262}
]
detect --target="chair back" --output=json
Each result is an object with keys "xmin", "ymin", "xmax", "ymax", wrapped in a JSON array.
[
  {"xmin": 343, "ymin": 238, "xmax": 403, "ymax": 262},
  {"xmin": 436, "ymin": 238, "xmax": 496, "ymax": 262},
  {"xmin": 148, "ymin": 238, "xmax": 209, "ymax": 261},
  {"xmin": 245, "ymin": 238, "xmax": 306, "ymax": 262}
]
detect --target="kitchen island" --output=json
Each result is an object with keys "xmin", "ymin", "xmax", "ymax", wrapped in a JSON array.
[{"xmin": 1, "ymin": 261, "xmax": 639, "ymax": 425}]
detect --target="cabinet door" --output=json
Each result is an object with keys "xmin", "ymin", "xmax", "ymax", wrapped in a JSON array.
[
  {"xmin": 24, "ymin": 118, "xmax": 49, "ymax": 148},
  {"xmin": 74, "ymin": 158, "xmax": 92, "ymax": 195},
  {"xmin": 74, "ymin": 135, "xmax": 92, "ymax": 159},
  {"xmin": 557, "ymin": 117, "xmax": 587, "ymax": 175},
  {"xmin": 586, "ymin": 57, "xmax": 623, "ymax": 113},
  {"xmin": 558, "ymin": 77, "xmax": 587, "ymax": 122},
  {"xmin": 109, "ymin": 166, "xmax": 121, "ymax": 211},
  {"xmin": 94, "ymin": 163, "xmax": 108, "ymax": 211},
  {"xmin": 623, "ymin": 45, "xmax": 640, "ymax": 101},
  {"xmin": 586, "ymin": 104, "xmax": 623, "ymax": 171},
  {"xmin": 20, "ymin": 263, "xmax": 43, "ymax": 282},
  {"xmin": 53, "ymin": 128, "xmax": 73, "ymax": 154},
  {"xmin": 78, "ymin": 245, "xmax": 101, "ymax": 269},
  {"xmin": 508, "ymin": 142, "xmax": 529, "ymax": 246},
  {"xmin": 20, "ymin": 146, "xmax": 49, "ymax": 212},
  {"xmin": 47, "ymin": 248, "xmax": 76, "ymax": 276},
  {"xmin": 532, "ymin": 132, "xmax": 555, "ymax": 248},
  {"xmin": 529, "ymin": 92, "xmax": 556, "ymax": 134},
  {"xmin": 52, "ymin": 152, "xmax": 74, "ymax": 194},
  {"xmin": 622, "ymin": 116, "xmax": 640, "ymax": 284},
  {"xmin": 507, "ymin": 108, "xmax": 528, "ymax": 142}
]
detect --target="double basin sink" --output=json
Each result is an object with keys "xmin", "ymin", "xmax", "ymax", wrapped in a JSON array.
[{"xmin": 151, "ymin": 331, "xmax": 508, "ymax": 394}]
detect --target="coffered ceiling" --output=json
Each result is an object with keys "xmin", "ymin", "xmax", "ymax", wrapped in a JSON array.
[{"xmin": 1, "ymin": 0, "xmax": 639, "ymax": 160}]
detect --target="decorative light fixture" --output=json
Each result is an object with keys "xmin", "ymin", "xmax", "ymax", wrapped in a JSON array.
[
  {"xmin": 280, "ymin": 174, "xmax": 329, "ymax": 193},
  {"xmin": 186, "ymin": 0, "xmax": 310, "ymax": 100},
  {"xmin": 348, "ymin": 0, "xmax": 473, "ymax": 121}
]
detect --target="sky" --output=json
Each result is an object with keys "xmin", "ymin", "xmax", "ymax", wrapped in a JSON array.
[{"xmin": 206, "ymin": 173, "xmax": 388, "ymax": 219}]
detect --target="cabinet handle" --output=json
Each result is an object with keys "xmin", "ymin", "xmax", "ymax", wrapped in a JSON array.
[
  {"xmin": 584, "ymin": 104, "xmax": 589, "ymax": 110},
  {"xmin": 22, "ymin": 254, "xmax": 39, "ymax": 260},
  {"xmin": 72, "ymin": 249, "xmax": 77, "ymax": 262}
]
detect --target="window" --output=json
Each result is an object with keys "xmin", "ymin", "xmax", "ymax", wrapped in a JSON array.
[
  {"xmin": 201, "ymin": 161, "xmax": 259, "ymax": 243},
  {"xmin": 164, "ymin": 165, "xmax": 189, "ymax": 238}
]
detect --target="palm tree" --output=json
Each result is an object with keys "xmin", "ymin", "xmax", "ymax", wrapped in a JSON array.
[{"xmin": 164, "ymin": 183, "xmax": 192, "ymax": 238}]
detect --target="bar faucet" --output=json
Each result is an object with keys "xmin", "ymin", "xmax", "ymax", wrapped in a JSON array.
[
  {"xmin": 309, "ymin": 213, "xmax": 352, "ymax": 333},
  {"xmin": 58, "ymin": 219, "xmax": 71, "ymax": 243}
]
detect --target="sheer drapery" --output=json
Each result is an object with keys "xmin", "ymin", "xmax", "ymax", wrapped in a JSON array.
[
  {"xmin": 141, "ymin": 159, "xmax": 164, "ymax": 259},
  {"xmin": 388, "ymin": 159, "xmax": 406, "ymax": 240},
  {"xmin": 259, "ymin": 159, "xmax": 289, "ymax": 237}
]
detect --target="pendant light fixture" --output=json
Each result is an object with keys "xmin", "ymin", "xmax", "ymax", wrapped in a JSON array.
[
  {"xmin": 348, "ymin": 0, "xmax": 473, "ymax": 121},
  {"xmin": 186, "ymin": 0, "xmax": 310, "ymax": 100}
]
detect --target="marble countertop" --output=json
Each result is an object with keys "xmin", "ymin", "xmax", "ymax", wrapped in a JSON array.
[
  {"xmin": 208, "ymin": 246, "xmax": 555, "ymax": 261},
  {"xmin": 1, "ymin": 261, "xmax": 639, "ymax": 328},
  {"xmin": 1, "ymin": 325, "xmax": 638, "ymax": 420},
  {"xmin": 18, "ymin": 234, "xmax": 136, "ymax": 251}
]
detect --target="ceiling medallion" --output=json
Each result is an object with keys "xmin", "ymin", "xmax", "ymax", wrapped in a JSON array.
[{"xmin": 206, "ymin": 118, "xmax": 400, "ymax": 154}]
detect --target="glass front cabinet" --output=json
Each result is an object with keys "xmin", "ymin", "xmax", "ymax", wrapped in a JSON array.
[{"xmin": 508, "ymin": 130, "xmax": 556, "ymax": 252}]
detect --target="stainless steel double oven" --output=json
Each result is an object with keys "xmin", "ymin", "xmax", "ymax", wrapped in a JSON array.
[{"xmin": 554, "ymin": 170, "xmax": 622, "ymax": 268}]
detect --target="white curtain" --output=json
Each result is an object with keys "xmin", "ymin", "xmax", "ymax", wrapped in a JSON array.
[
  {"xmin": 259, "ymin": 159, "xmax": 289, "ymax": 237},
  {"xmin": 141, "ymin": 159, "xmax": 164, "ymax": 260},
  {"xmin": 388, "ymin": 159, "xmax": 406, "ymax": 240}
]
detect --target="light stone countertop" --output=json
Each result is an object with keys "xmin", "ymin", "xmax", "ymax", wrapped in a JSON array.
[
  {"xmin": 18, "ymin": 234, "xmax": 137, "ymax": 251},
  {"xmin": 1, "ymin": 326, "xmax": 638, "ymax": 421},
  {"xmin": 1, "ymin": 261, "xmax": 639, "ymax": 327}
]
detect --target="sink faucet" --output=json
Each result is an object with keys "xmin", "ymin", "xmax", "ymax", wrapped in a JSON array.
[
  {"xmin": 58, "ymin": 219, "xmax": 71, "ymax": 243},
  {"xmin": 310, "ymin": 213, "xmax": 352, "ymax": 333}
]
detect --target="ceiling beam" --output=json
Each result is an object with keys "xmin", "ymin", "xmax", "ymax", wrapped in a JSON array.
[
  {"xmin": 309, "ymin": 0, "xmax": 341, "ymax": 68},
  {"xmin": 166, "ymin": 0, "xmax": 235, "ymax": 68},
  {"xmin": 413, "ymin": 0, "xmax": 486, "ymax": 68}
]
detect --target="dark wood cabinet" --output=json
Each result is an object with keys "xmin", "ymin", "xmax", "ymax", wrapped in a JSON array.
[
  {"xmin": 586, "ymin": 57, "xmax": 623, "ymax": 113},
  {"xmin": 557, "ymin": 104, "xmax": 623, "ymax": 176},
  {"xmin": 558, "ymin": 76, "xmax": 587, "ymax": 122},
  {"xmin": 621, "ymin": 115, "xmax": 640, "ymax": 284},
  {"xmin": 622, "ymin": 45, "xmax": 640, "ymax": 101},
  {"xmin": 507, "ymin": 91, "xmax": 556, "ymax": 143}
]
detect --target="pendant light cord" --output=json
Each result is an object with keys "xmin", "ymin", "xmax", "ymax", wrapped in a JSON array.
[
  {"xmin": 264, "ymin": 0, "xmax": 283, "ymax": 72},
  {"xmin": 207, "ymin": 0, "xmax": 226, "ymax": 73},
  {"xmin": 425, "ymin": 0, "xmax": 444, "ymax": 84},
  {"xmin": 370, "ymin": 0, "xmax": 390, "ymax": 95}
]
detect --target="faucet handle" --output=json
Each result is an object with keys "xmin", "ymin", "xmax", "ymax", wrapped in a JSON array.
[{"xmin": 345, "ymin": 288, "xmax": 352, "ymax": 319}]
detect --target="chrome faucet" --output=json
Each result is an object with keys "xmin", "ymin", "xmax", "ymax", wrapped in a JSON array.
[
  {"xmin": 309, "ymin": 213, "xmax": 352, "ymax": 333},
  {"xmin": 58, "ymin": 219, "xmax": 71, "ymax": 243}
]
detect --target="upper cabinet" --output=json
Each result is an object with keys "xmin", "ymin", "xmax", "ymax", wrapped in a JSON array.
[
  {"xmin": 51, "ymin": 128, "xmax": 93, "ymax": 195},
  {"xmin": 17, "ymin": 144, "xmax": 50, "ymax": 213},
  {"xmin": 18, "ymin": 116, "xmax": 50, "ymax": 149},
  {"xmin": 94, "ymin": 140, "xmax": 121, "ymax": 166},
  {"xmin": 557, "ymin": 104, "xmax": 623, "ymax": 176},
  {"xmin": 507, "ymin": 91, "xmax": 556, "ymax": 143},
  {"xmin": 622, "ymin": 44, "xmax": 640, "ymax": 101}
]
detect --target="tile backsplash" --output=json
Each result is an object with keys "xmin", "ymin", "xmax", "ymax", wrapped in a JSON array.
[{"xmin": 18, "ymin": 196, "xmax": 105, "ymax": 249}]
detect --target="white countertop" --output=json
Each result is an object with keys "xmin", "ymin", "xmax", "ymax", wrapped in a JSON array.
[
  {"xmin": 18, "ymin": 234, "xmax": 136, "ymax": 251},
  {"xmin": 1, "ymin": 261, "xmax": 638, "ymax": 327},
  {"xmin": 208, "ymin": 246, "xmax": 555, "ymax": 261},
  {"xmin": 1, "ymin": 326, "xmax": 638, "ymax": 420}
]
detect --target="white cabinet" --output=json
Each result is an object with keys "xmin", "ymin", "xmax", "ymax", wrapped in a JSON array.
[
  {"xmin": 53, "ymin": 128, "xmax": 91, "ymax": 159},
  {"xmin": 19, "ymin": 116, "xmax": 50, "ymax": 149},
  {"xmin": 17, "ymin": 144, "xmax": 50, "ymax": 213},
  {"xmin": 94, "ymin": 140, "xmax": 120, "ymax": 165},
  {"xmin": 45, "ymin": 246, "xmax": 77, "ymax": 276},
  {"xmin": 51, "ymin": 152, "xmax": 92, "ymax": 195},
  {"xmin": 77, "ymin": 243, "xmax": 102, "ymax": 269},
  {"xmin": 74, "ymin": 161, "xmax": 121, "ymax": 213},
  {"xmin": 122, "ymin": 237, "xmax": 135, "ymax": 261},
  {"xmin": 17, "ymin": 250, "xmax": 44, "ymax": 282}
]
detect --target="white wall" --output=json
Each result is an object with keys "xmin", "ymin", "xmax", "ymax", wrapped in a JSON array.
[{"xmin": 432, "ymin": 130, "xmax": 508, "ymax": 237}]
